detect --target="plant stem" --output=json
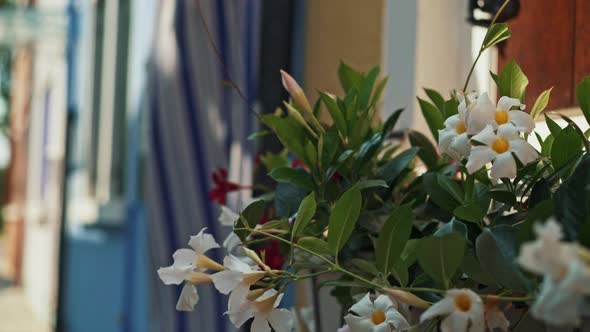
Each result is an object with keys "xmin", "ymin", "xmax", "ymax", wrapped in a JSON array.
[{"xmin": 462, "ymin": 0, "xmax": 511, "ymax": 92}]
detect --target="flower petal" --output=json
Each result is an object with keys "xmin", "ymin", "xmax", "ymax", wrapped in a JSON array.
[
  {"xmin": 158, "ymin": 266, "xmax": 190, "ymax": 285},
  {"xmin": 189, "ymin": 228, "xmax": 220, "ymax": 255},
  {"xmin": 218, "ymin": 206, "xmax": 240, "ymax": 226},
  {"xmin": 449, "ymin": 132, "xmax": 472, "ymax": 158},
  {"xmin": 227, "ymin": 301, "xmax": 254, "ymax": 328},
  {"xmin": 268, "ymin": 308, "xmax": 293, "ymax": 332},
  {"xmin": 497, "ymin": 96, "xmax": 524, "ymax": 112},
  {"xmin": 344, "ymin": 314, "xmax": 375, "ymax": 332},
  {"xmin": 172, "ymin": 249, "xmax": 197, "ymax": 267},
  {"xmin": 385, "ymin": 307, "xmax": 411, "ymax": 329},
  {"xmin": 224, "ymin": 254, "xmax": 257, "ymax": 273},
  {"xmin": 466, "ymin": 146, "xmax": 494, "ymax": 174},
  {"xmin": 223, "ymin": 232, "xmax": 242, "ymax": 252},
  {"xmin": 228, "ymin": 284, "xmax": 250, "ymax": 312},
  {"xmin": 443, "ymin": 114, "xmax": 462, "ymax": 129},
  {"xmin": 496, "ymin": 123, "xmax": 519, "ymax": 140},
  {"xmin": 372, "ymin": 322, "xmax": 391, "ymax": 332},
  {"xmin": 252, "ymin": 314, "xmax": 272, "ymax": 332},
  {"xmin": 210, "ymin": 270, "xmax": 243, "ymax": 294},
  {"xmin": 466, "ymin": 93, "xmax": 495, "ymax": 135},
  {"xmin": 509, "ymin": 139, "xmax": 538, "ymax": 165},
  {"xmin": 490, "ymin": 152, "xmax": 516, "ymax": 179},
  {"xmin": 508, "ymin": 110, "xmax": 534, "ymax": 134},
  {"xmin": 440, "ymin": 312, "xmax": 470, "ymax": 332},
  {"xmin": 349, "ymin": 293, "xmax": 375, "ymax": 317},
  {"xmin": 176, "ymin": 283, "xmax": 199, "ymax": 311},
  {"xmin": 420, "ymin": 297, "xmax": 454, "ymax": 322},
  {"xmin": 471, "ymin": 125, "xmax": 496, "ymax": 146},
  {"xmin": 373, "ymin": 294, "xmax": 394, "ymax": 312},
  {"xmin": 439, "ymin": 130, "xmax": 457, "ymax": 156}
]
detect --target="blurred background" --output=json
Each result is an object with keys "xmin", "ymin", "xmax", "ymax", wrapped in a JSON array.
[{"xmin": 0, "ymin": 0, "xmax": 587, "ymax": 331}]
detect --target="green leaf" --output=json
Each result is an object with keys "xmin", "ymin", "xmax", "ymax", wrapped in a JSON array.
[
  {"xmin": 530, "ymin": 87, "xmax": 553, "ymax": 120},
  {"xmin": 461, "ymin": 249, "xmax": 497, "ymax": 286},
  {"xmin": 391, "ymin": 260, "xmax": 409, "ymax": 286},
  {"xmin": 247, "ymin": 130, "xmax": 271, "ymax": 140},
  {"xmin": 424, "ymin": 88, "xmax": 445, "ymax": 111},
  {"xmin": 261, "ymin": 114, "xmax": 307, "ymax": 160},
  {"xmin": 259, "ymin": 150, "xmax": 289, "ymax": 171},
  {"xmin": 482, "ymin": 23, "xmax": 511, "ymax": 50},
  {"xmin": 476, "ymin": 226, "xmax": 531, "ymax": 292},
  {"xmin": 354, "ymin": 133, "xmax": 382, "ymax": 170},
  {"xmin": 417, "ymin": 233, "xmax": 466, "ymax": 289},
  {"xmin": 489, "ymin": 190, "xmax": 516, "ymax": 205},
  {"xmin": 338, "ymin": 62, "xmax": 362, "ymax": 92},
  {"xmin": 434, "ymin": 219, "xmax": 468, "ymax": 238},
  {"xmin": 377, "ymin": 148, "xmax": 419, "ymax": 184},
  {"xmin": 382, "ymin": 108, "xmax": 405, "ymax": 136},
  {"xmin": 376, "ymin": 204, "xmax": 414, "ymax": 276},
  {"xmin": 291, "ymin": 192, "xmax": 317, "ymax": 241},
  {"xmin": 442, "ymin": 99, "xmax": 459, "ymax": 119},
  {"xmin": 453, "ymin": 204, "xmax": 485, "ymax": 223},
  {"xmin": 496, "ymin": 59, "xmax": 529, "ymax": 101},
  {"xmin": 358, "ymin": 179, "xmax": 389, "ymax": 190},
  {"xmin": 304, "ymin": 141, "xmax": 318, "ymax": 166},
  {"xmin": 518, "ymin": 199, "xmax": 555, "ymax": 246},
  {"xmin": 437, "ymin": 174, "xmax": 464, "ymax": 204},
  {"xmin": 274, "ymin": 182, "xmax": 310, "ymax": 218},
  {"xmin": 551, "ymin": 125, "xmax": 583, "ymax": 170},
  {"xmin": 321, "ymin": 127, "xmax": 340, "ymax": 170},
  {"xmin": 298, "ymin": 237, "xmax": 332, "ymax": 256},
  {"xmin": 576, "ymin": 76, "xmax": 590, "ymax": 127},
  {"xmin": 545, "ymin": 115, "xmax": 562, "ymax": 136},
  {"xmin": 359, "ymin": 66, "xmax": 380, "ymax": 109},
  {"xmin": 417, "ymin": 97, "xmax": 445, "ymax": 140},
  {"xmin": 554, "ymin": 154, "xmax": 590, "ymax": 239},
  {"xmin": 370, "ymin": 77, "xmax": 389, "ymax": 109},
  {"xmin": 423, "ymin": 173, "xmax": 461, "ymax": 212},
  {"xmin": 269, "ymin": 167, "xmax": 315, "ymax": 190},
  {"xmin": 351, "ymin": 258, "xmax": 380, "ymax": 276},
  {"xmin": 235, "ymin": 200, "xmax": 266, "ymax": 241},
  {"xmin": 409, "ymin": 130, "xmax": 439, "ymax": 169},
  {"xmin": 320, "ymin": 92, "xmax": 348, "ymax": 136},
  {"xmin": 327, "ymin": 184, "xmax": 362, "ymax": 254}
]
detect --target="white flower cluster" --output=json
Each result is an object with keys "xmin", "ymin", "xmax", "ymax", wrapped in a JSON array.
[
  {"xmin": 439, "ymin": 93, "xmax": 538, "ymax": 179},
  {"xmin": 518, "ymin": 220, "xmax": 590, "ymax": 326},
  {"xmin": 157, "ymin": 228, "xmax": 293, "ymax": 332}
]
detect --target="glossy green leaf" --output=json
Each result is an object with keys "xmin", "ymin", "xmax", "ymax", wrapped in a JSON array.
[
  {"xmin": 269, "ymin": 167, "xmax": 315, "ymax": 190},
  {"xmin": 351, "ymin": 258, "xmax": 380, "ymax": 276},
  {"xmin": 291, "ymin": 192, "xmax": 317, "ymax": 241},
  {"xmin": 551, "ymin": 125, "xmax": 583, "ymax": 170},
  {"xmin": 320, "ymin": 92, "xmax": 348, "ymax": 136},
  {"xmin": 358, "ymin": 179, "xmax": 389, "ymax": 190},
  {"xmin": 338, "ymin": 62, "xmax": 362, "ymax": 92},
  {"xmin": 359, "ymin": 66, "xmax": 380, "ymax": 109},
  {"xmin": 530, "ymin": 87, "xmax": 553, "ymax": 120},
  {"xmin": 377, "ymin": 148, "xmax": 419, "ymax": 184},
  {"xmin": 545, "ymin": 115, "xmax": 562, "ymax": 136},
  {"xmin": 298, "ymin": 237, "xmax": 332, "ymax": 256},
  {"xmin": 417, "ymin": 233, "xmax": 466, "ymax": 289},
  {"xmin": 235, "ymin": 200, "xmax": 266, "ymax": 241},
  {"xmin": 482, "ymin": 23, "xmax": 511, "ymax": 50},
  {"xmin": 476, "ymin": 226, "xmax": 531, "ymax": 292},
  {"xmin": 453, "ymin": 204, "xmax": 485, "ymax": 223},
  {"xmin": 554, "ymin": 154, "xmax": 590, "ymax": 239},
  {"xmin": 327, "ymin": 184, "xmax": 362, "ymax": 254},
  {"xmin": 424, "ymin": 88, "xmax": 445, "ymax": 111},
  {"xmin": 423, "ymin": 173, "xmax": 461, "ymax": 212},
  {"xmin": 417, "ymin": 97, "xmax": 445, "ymax": 140},
  {"xmin": 376, "ymin": 204, "xmax": 413, "ymax": 275},
  {"xmin": 496, "ymin": 60, "xmax": 528, "ymax": 101},
  {"xmin": 576, "ymin": 76, "xmax": 590, "ymax": 127},
  {"xmin": 382, "ymin": 108, "xmax": 405, "ymax": 136},
  {"xmin": 409, "ymin": 130, "xmax": 439, "ymax": 170}
]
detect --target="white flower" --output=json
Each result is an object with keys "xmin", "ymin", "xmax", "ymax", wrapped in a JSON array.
[
  {"xmin": 218, "ymin": 205, "xmax": 240, "ymax": 226},
  {"xmin": 517, "ymin": 220, "xmax": 590, "ymax": 326},
  {"xmin": 210, "ymin": 254, "xmax": 266, "ymax": 312},
  {"xmin": 466, "ymin": 124, "xmax": 537, "ymax": 178},
  {"xmin": 420, "ymin": 289, "xmax": 484, "ymax": 332},
  {"xmin": 223, "ymin": 232, "xmax": 243, "ymax": 252},
  {"xmin": 338, "ymin": 325, "xmax": 352, "ymax": 332},
  {"xmin": 438, "ymin": 113, "xmax": 471, "ymax": 160},
  {"xmin": 228, "ymin": 289, "xmax": 293, "ymax": 332},
  {"xmin": 157, "ymin": 228, "xmax": 223, "ymax": 311},
  {"xmin": 344, "ymin": 293, "xmax": 410, "ymax": 332},
  {"xmin": 466, "ymin": 94, "xmax": 533, "ymax": 135},
  {"xmin": 462, "ymin": 92, "xmax": 495, "ymax": 135}
]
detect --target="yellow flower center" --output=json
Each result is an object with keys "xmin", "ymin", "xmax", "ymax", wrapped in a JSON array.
[
  {"xmin": 455, "ymin": 121, "xmax": 467, "ymax": 134},
  {"xmin": 371, "ymin": 310, "xmax": 386, "ymax": 325},
  {"xmin": 495, "ymin": 110, "xmax": 509, "ymax": 125},
  {"xmin": 454, "ymin": 293, "xmax": 472, "ymax": 312},
  {"xmin": 491, "ymin": 137, "xmax": 510, "ymax": 154}
]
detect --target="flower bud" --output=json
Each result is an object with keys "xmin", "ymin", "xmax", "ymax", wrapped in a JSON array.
[{"xmin": 382, "ymin": 288, "xmax": 430, "ymax": 309}]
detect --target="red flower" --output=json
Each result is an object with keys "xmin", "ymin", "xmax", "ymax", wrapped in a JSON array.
[
  {"xmin": 256, "ymin": 215, "xmax": 285, "ymax": 270},
  {"xmin": 208, "ymin": 167, "xmax": 249, "ymax": 205},
  {"xmin": 291, "ymin": 158, "xmax": 309, "ymax": 171}
]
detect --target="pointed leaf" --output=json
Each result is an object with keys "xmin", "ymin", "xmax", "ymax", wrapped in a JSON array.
[
  {"xmin": 375, "ymin": 204, "xmax": 414, "ymax": 275},
  {"xmin": 417, "ymin": 233, "xmax": 466, "ymax": 288},
  {"xmin": 327, "ymin": 184, "xmax": 362, "ymax": 254},
  {"xmin": 530, "ymin": 87, "xmax": 553, "ymax": 120},
  {"xmin": 291, "ymin": 192, "xmax": 317, "ymax": 241},
  {"xmin": 417, "ymin": 97, "xmax": 444, "ymax": 140}
]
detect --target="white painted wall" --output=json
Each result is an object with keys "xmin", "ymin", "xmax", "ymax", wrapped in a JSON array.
[{"xmin": 383, "ymin": 0, "xmax": 496, "ymax": 139}]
